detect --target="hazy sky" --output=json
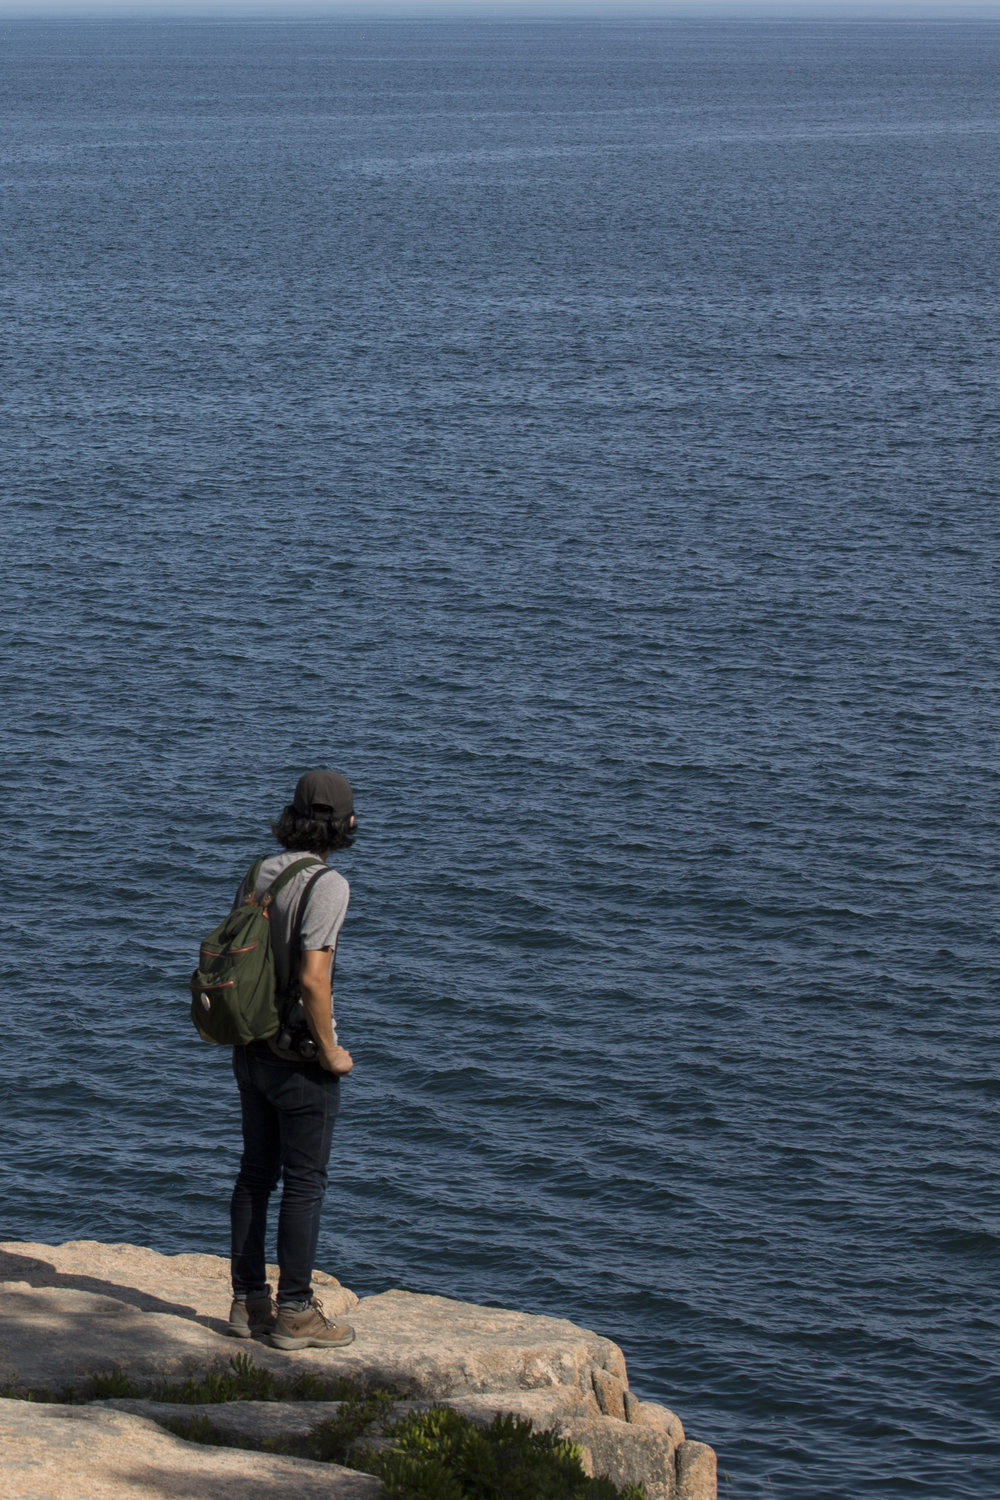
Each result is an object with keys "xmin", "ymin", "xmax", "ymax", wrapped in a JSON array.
[{"xmin": 3, "ymin": 0, "xmax": 1000, "ymax": 17}]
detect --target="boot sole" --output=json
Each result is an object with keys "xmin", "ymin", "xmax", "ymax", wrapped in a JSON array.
[{"xmin": 267, "ymin": 1328, "xmax": 356, "ymax": 1350}]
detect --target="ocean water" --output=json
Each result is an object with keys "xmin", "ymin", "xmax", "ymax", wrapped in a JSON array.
[{"xmin": 1, "ymin": 16, "xmax": 998, "ymax": 1498}]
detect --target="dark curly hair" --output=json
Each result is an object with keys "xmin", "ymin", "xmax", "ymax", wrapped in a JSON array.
[{"xmin": 272, "ymin": 805, "xmax": 356, "ymax": 855}]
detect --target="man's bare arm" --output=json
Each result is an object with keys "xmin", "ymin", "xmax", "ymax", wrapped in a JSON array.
[{"xmin": 300, "ymin": 947, "xmax": 354, "ymax": 1074}]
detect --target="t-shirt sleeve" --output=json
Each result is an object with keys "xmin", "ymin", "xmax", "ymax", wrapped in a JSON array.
[{"xmin": 300, "ymin": 870, "xmax": 350, "ymax": 952}]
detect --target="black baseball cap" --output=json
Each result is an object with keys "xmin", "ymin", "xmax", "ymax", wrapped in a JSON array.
[{"xmin": 292, "ymin": 769, "xmax": 354, "ymax": 821}]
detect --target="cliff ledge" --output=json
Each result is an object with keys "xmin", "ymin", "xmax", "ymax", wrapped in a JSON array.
[{"xmin": 0, "ymin": 1239, "xmax": 716, "ymax": 1500}]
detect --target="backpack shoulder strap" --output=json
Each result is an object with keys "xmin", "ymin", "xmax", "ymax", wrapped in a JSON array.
[
  {"xmin": 296, "ymin": 865, "xmax": 333, "ymax": 935},
  {"xmin": 237, "ymin": 857, "xmax": 265, "ymax": 906},
  {"xmin": 264, "ymin": 856, "xmax": 325, "ymax": 901}
]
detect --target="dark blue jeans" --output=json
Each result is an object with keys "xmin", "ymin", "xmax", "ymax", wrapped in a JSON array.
[{"xmin": 230, "ymin": 1043, "xmax": 341, "ymax": 1305}]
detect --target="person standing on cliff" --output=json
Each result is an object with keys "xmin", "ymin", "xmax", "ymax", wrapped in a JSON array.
[{"xmin": 227, "ymin": 768, "xmax": 358, "ymax": 1351}]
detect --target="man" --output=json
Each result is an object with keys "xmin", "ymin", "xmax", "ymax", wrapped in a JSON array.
[{"xmin": 227, "ymin": 768, "xmax": 357, "ymax": 1350}]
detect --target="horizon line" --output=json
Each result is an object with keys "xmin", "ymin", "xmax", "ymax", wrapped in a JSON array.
[{"xmin": 4, "ymin": 1, "xmax": 1000, "ymax": 20}]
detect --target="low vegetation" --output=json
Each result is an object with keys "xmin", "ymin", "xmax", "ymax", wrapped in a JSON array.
[
  {"xmin": 367, "ymin": 1405, "xmax": 647, "ymax": 1500},
  {"xmin": 1, "ymin": 1350, "xmax": 364, "ymax": 1406},
  {"xmin": 3, "ymin": 1354, "xmax": 648, "ymax": 1499}
]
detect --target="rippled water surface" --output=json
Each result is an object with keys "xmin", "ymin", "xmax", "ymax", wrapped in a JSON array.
[{"xmin": 1, "ymin": 17, "xmax": 998, "ymax": 1498}]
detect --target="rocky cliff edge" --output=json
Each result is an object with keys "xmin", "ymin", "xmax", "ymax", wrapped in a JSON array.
[{"xmin": 0, "ymin": 1240, "xmax": 716, "ymax": 1500}]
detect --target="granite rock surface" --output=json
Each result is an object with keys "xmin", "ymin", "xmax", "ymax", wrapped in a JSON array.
[
  {"xmin": 0, "ymin": 1239, "xmax": 716, "ymax": 1500},
  {"xmin": 0, "ymin": 1399, "xmax": 382, "ymax": 1499}
]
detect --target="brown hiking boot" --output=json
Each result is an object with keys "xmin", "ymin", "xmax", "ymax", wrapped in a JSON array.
[
  {"xmin": 268, "ymin": 1296, "xmax": 356, "ymax": 1351},
  {"xmin": 226, "ymin": 1288, "xmax": 276, "ymax": 1340}
]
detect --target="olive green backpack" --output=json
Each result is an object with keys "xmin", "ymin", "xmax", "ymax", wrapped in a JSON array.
[{"xmin": 190, "ymin": 856, "xmax": 326, "ymax": 1046}]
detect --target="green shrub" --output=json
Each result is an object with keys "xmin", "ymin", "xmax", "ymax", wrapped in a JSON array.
[
  {"xmin": 86, "ymin": 1353, "xmax": 324, "ymax": 1406},
  {"xmin": 0, "ymin": 1378, "xmax": 62, "ymax": 1404},
  {"xmin": 90, "ymin": 1369, "xmax": 143, "ymax": 1400},
  {"xmin": 287, "ymin": 1370, "xmax": 369, "ymax": 1402},
  {"xmin": 161, "ymin": 1414, "xmax": 223, "ymax": 1445},
  {"xmin": 162, "ymin": 1351, "xmax": 280, "ymax": 1405},
  {"xmin": 305, "ymin": 1389, "xmax": 397, "ymax": 1464},
  {"xmin": 368, "ymin": 1406, "xmax": 647, "ymax": 1500},
  {"xmin": 11, "ymin": 1352, "xmax": 400, "ymax": 1410}
]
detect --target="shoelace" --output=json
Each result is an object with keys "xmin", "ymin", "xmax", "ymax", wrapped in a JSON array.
[{"xmin": 311, "ymin": 1298, "xmax": 333, "ymax": 1326}]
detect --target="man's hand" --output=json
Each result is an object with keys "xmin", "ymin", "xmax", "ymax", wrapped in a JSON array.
[{"xmin": 324, "ymin": 1045, "xmax": 354, "ymax": 1075}]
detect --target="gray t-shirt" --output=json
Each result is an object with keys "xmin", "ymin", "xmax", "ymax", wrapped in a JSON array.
[{"xmin": 237, "ymin": 850, "xmax": 350, "ymax": 1045}]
